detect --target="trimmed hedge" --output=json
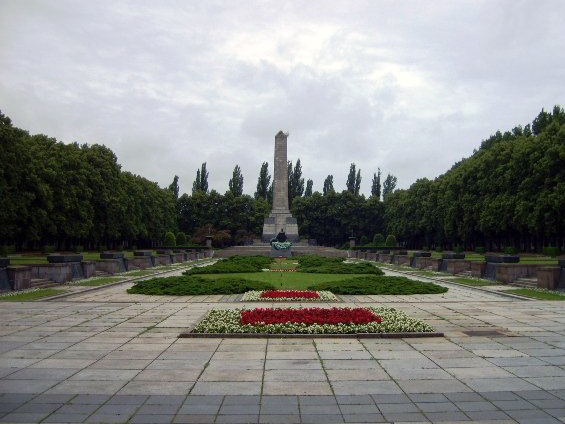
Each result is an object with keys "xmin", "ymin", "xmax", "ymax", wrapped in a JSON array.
[
  {"xmin": 308, "ymin": 275, "xmax": 448, "ymax": 295},
  {"xmin": 185, "ymin": 255, "xmax": 273, "ymax": 275},
  {"xmin": 127, "ymin": 276, "xmax": 275, "ymax": 295},
  {"xmin": 295, "ymin": 255, "xmax": 383, "ymax": 275}
]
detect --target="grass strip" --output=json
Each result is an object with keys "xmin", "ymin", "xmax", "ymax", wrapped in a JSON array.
[
  {"xmin": 0, "ymin": 289, "xmax": 66, "ymax": 301},
  {"xmin": 507, "ymin": 288, "xmax": 565, "ymax": 300}
]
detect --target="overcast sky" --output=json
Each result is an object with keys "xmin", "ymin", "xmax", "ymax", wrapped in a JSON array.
[{"xmin": 1, "ymin": 0, "xmax": 564, "ymax": 196}]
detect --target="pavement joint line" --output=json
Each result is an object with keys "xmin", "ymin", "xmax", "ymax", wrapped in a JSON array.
[{"xmin": 40, "ymin": 259, "xmax": 216, "ymax": 302}]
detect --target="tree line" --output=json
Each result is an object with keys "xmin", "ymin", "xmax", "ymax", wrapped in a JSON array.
[
  {"xmin": 0, "ymin": 112, "xmax": 176, "ymax": 250},
  {"xmin": 384, "ymin": 106, "xmax": 565, "ymax": 251},
  {"xmin": 2, "ymin": 106, "xmax": 563, "ymax": 252}
]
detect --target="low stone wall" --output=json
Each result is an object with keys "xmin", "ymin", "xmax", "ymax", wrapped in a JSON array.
[
  {"xmin": 82, "ymin": 262, "xmax": 96, "ymax": 279},
  {"xmin": 494, "ymin": 264, "xmax": 544, "ymax": 284},
  {"xmin": 446, "ymin": 260, "xmax": 472, "ymax": 275},
  {"xmin": 411, "ymin": 257, "xmax": 428, "ymax": 269},
  {"xmin": 377, "ymin": 253, "xmax": 393, "ymax": 264},
  {"xmin": 31, "ymin": 263, "xmax": 73, "ymax": 283},
  {"xmin": 173, "ymin": 253, "xmax": 185, "ymax": 263},
  {"xmin": 367, "ymin": 252, "xmax": 377, "ymax": 261},
  {"xmin": 393, "ymin": 255, "xmax": 410, "ymax": 266},
  {"xmin": 537, "ymin": 267, "xmax": 561, "ymax": 290},
  {"xmin": 155, "ymin": 255, "xmax": 172, "ymax": 266},
  {"xmin": 94, "ymin": 260, "xmax": 122, "ymax": 275},
  {"xmin": 8, "ymin": 266, "xmax": 31, "ymax": 290},
  {"xmin": 471, "ymin": 262, "xmax": 486, "ymax": 278},
  {"xmin": 126, "ymin": 256, "xmax": 153, "ymax": 270}
]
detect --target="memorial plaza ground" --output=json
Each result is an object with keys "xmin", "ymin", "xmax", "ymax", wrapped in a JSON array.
[{"xmin": 2, "ymin": 269, "xmax": 565, "ymax": 423}]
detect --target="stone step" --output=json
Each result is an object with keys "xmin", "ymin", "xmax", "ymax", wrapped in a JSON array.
[
  {"xmin": 95, "ymin": 270, "xmax": 111, "ymax": 277},
  {"xmin": 512, "ymin": 277, "xmax": 538, "ymax": 288},
  {"xmin": 30, "ymin": 278, "xmax": 58, "ymax": 289},
  {"xmin": 457, "ymin": 271, "xmax": 474, "ymax": 277}
]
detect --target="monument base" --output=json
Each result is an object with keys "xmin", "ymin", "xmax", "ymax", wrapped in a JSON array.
[
  {"xmin": 262, "ymin": 211, "xmax": 299, "ymax": 242},
  {"xmin": 271, "ymin": 247, "xmax": 292, "ymax": 258}
]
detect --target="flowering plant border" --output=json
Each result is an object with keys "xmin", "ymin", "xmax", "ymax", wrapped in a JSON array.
[
  {"xmin": 241, "ymin": 290, "xmax": 338, "ymax": 302},
  {"xmin": 190, "ymin": 306, "xmax": 435, "ymax": 334}
]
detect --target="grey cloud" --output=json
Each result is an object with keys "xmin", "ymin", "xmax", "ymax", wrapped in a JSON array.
[{"xmin": 1, "ymin": 0, "xmax": 564, "ymax": 197}]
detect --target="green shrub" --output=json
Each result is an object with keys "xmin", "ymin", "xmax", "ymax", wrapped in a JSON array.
[
  {"xmin": 373, "ymin": 234, "xmax": 385, "ymax": 245},
  {"xmin": 385, "ymin": 235, "xmax": 396, "ymax": 247},
  {"xmin": 422, "ymin": 246, "xmax": 429, "ymax": 251},
  {"xmin": 164, "ymin": 232, "xmax": 176, "ymax": 248},
  {"xmin": 475, "ymin": 246, "xmax": 486, "ymax": 254},
  {"xmin": 42, "ymin": 245, "xmax": 56, "ymax": 254},
  {"xmin": 176, "ymin": 232, "xmax": 187, "ymax": 246},
  {"xmin": 503, "ymin": 247, "xmax": 518, "ymax": 255},
  {"xmin": 308, "ymin": 275, "xmax": 448, "ymax": 295},
  {"xmin": 360, "ymin": 235, "xmax": 369, "ymax": 245},
  {"xmin": 543, "ymin": 246, "xmax": 561, "ymax": 257},
  {"xmin": 128, "ymin": 276, "xmax": 275, "ymax": 295},
  {"xmin": 186, "ymin": 255, "xmax": 272, "ymax": 275},
  {"xmin": 453, "ymin": 245, "xmax": 463, "ymax": 253},
  {"xmin": 296, "ymin": 256, "xmax": 384, "ymax": 275},
  {"xmin": 98, "ymin": 245, "xmax": 108, "ymax": 252},
  {"xmin": 131, "ymin": 245, "xmax": 137, "ymax": 251},
  {"xmin": 435, "ymin": 247, "xmax": 443, "ymax": 253},
  {"xmin": 0, "ymin": 245, "xmax": 16, "ymax": 255},
  {"xmin": 296, "ymin": 256, "xmax": 344, "ymax": 267},
  {"xmin": 74, "ymin": 245, "xmax": 84, "ymax": 253}
]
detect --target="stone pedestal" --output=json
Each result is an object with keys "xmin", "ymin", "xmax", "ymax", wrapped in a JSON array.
[
  {"xmin": 537, "ymin": 267, "xmax": 561, "ymax": 290},
  {"xmin": 8, "ymin": 266, "xmax": 31, "ymax": 290},
  {"xmin": 271, "ymin": 247, "xmax": 292, "ymax": 258}
]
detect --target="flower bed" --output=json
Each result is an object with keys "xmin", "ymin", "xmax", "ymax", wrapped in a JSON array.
[
  {"xmin": 241, "ymin": 290, "xmax": 338, "ymax": 301},
  {"xmin": 191, "ymin": 306, "xmax": 435, "ymax": 334}
]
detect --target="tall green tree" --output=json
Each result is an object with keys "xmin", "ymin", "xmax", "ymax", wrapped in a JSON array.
[
  {"xmin": 304, "ymin": 179, "xmax": 313, "ymax": 197},
  {"xmin": 371, "ymin": 168, "xmax": 381, "ymax": 199},
  {"xmin": 355, "ymin": 169, "xmax": 361, "ymax": 195},
  {"xmin": 228, "ymin": 165, "xmax": 244, "ymax": 196},
  {"xmin": 323, "ymin": 175, "xmax": 334, "ymax": 195},
  {"xmin": 382, "ymin": 174, "xmax": 397, "ymax": 199},
  {"xmin": 192, "ymin": 162, "xmax": 209, "ymax": 194},
  {"xmin": 346, "ymin": 163, "xmax": 357, "ymax": 193},
  {"xmin": 168, "ymin": 175, "xmax": 179, "ymax": 200},
  {"xmin": 254, "ymin": 162, "xmax": 271, "ymax": 200},
  {"xmin": 288, "ymin": 159, "xmax": 305, "ymax": 205}
]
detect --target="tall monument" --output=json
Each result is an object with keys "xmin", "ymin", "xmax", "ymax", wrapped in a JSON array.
[{"xmin": 262, "ymin": 131, "xmax": 300, "ymax": 242}]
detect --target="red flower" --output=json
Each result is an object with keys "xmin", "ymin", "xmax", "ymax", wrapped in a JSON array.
[
  {"xmin": 260, "ymin": 290, "xmax": 320, "ymax": 299},
  {"xmin": 240, "ymin": 307, "xmax": 382, "ymax": 326}
]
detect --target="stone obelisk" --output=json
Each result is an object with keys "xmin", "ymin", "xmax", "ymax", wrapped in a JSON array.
[{"xmin": 262, "ymin": 131, "xmax": 300, "ymax": 242}]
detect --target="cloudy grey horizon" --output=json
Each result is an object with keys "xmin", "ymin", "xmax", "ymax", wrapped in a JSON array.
[{"xmin": 1, "ymin": 0, "xmax": 564, "ymax": 197}]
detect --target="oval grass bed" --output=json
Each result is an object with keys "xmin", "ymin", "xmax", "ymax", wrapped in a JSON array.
[
  {"xmin": 241, "ymin": 290, "xmax": 338, "ymax": 301},
  {"xmin": 187, "ymin": 306, "xmax": 437, "ymax": 335},
  {"xmin": 308, "ymin": 275, "xmax": 448, "ymax": 295}
]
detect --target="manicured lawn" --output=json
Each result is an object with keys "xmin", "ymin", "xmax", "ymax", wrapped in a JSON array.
[
  {"xmin": 75, "ymin": 277, "xmax": 124, "ymax": 286},
  {"xmin": 448, "ymin": 277, "xmax": 497, "ymax": 286},
  {"xmin": 198, "ymin": 272, "xmax": 364, "ymax": 290},
  {"xmin": 0, "ymin": 289, "xmax": 66, "ymax": 301},
  {"xmin": 507, "ymin": 289, "xmax": 565, "ymax": 300},
  {"xmin": 9, "ymin": 257, "xmax": 49, "ymax": 265}
]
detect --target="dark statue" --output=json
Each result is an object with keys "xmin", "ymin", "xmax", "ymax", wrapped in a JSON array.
[{"xmin": 276, "ymin": 228, "xmax": 287, "ymax": 242}]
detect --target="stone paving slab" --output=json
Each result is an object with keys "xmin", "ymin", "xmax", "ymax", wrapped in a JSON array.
[{"xmin": 4, "ymin": 273, "xmax": 565, "ymax": 422}]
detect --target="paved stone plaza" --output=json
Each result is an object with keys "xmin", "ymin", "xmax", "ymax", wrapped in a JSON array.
[{"xmin": 2, "ymin": 273, "xmax": 565, "ymax": 423}]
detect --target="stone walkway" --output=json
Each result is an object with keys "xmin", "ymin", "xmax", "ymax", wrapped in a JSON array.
[{"xmin": 2, "ymin": 276, "xmax": 565, "ymax": 422}]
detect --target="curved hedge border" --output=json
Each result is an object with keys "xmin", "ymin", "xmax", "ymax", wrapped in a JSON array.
[
  {"xmin": 185, "ymin": 255, "xmax": 273, "ymax": 275},
  {"xmin": 127, "ymin": 276, "xmax": 275, "ymax": 295},
  {"xmin": 308, "ymin": 275, "xmax": 448, "ymax": 295}
]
